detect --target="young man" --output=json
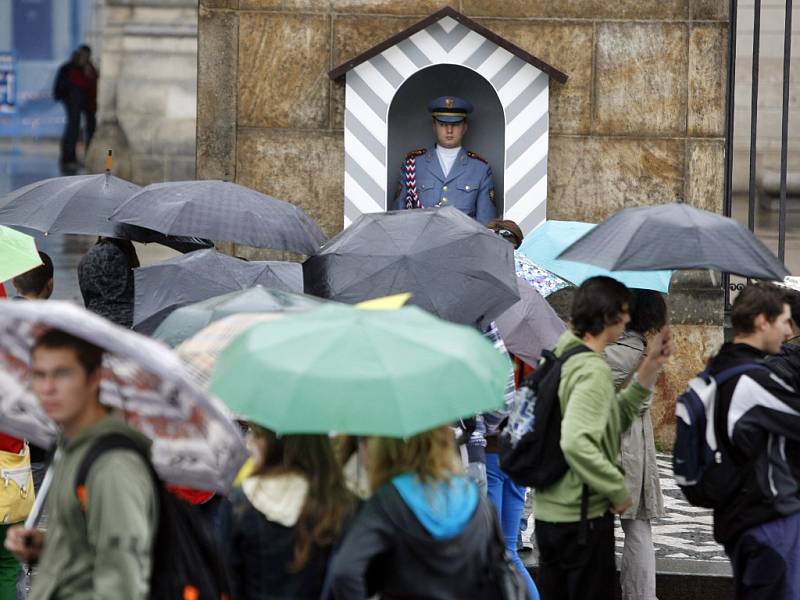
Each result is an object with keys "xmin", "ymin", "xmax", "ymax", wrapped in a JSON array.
[
  {"xmin": 706, "ymin": 282, "xmax": 800, "ymax": 600},
  {"xmin": 534, "ymin": 276, "xmax": 673, "ymax": 600},
  {"xmin": 12, "ymin": 252, "xmax": 54, "ymax": 300},
  {"xmin": 4, "ymin": 329, "xmax": 157, "ymax": 600},
  {"xmin": 393, "ymin": 96, "xmax": 496, "ymax": 224}
]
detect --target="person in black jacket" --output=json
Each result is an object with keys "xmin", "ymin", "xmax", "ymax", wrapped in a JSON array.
[
  {"xmin": 224, "ymin": 426, "xmax": 356, "ymax": 600},
  {"xmin": 330, "ymin": 425, "xmax": 505, "ymax": 600},
  {"xmin": 766, "ymin": 286, "xmax": 800, "ymax": 388},
  {"xmin": 709, "ymin": 283, "xmax": 800, "ymax": 600}
]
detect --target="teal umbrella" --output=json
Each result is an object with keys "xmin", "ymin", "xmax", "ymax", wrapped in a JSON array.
[
  {"xmin": 209, "ymin": 303, "xmax": 510, "ymax": 437},
  {"xmin": 519, "ymin": 220, "xmax": 673, "ymax": 293},
  {"xmin": 153, "ymin": 286, "xmax": 322, "ymax": 347}
]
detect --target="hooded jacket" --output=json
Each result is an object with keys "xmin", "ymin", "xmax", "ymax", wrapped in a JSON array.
[
  {"xmin": 330, "ymin": 474, "xmax": 500, "ymax": 599},
  {"xmin": 225, "ymin": 473, "xmax": 346, "ymax": 600},
  {"xmin": 29, "ymin": 412, "xmax": 157, "ymax": 600},
  {"xmin": 708, "ymin": 343, "xmax": 800, "ymax": 544}
]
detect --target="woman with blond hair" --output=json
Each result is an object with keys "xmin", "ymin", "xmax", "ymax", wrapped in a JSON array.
[
  {"xmin": 330, "ymin": 426, "xmax": 507, "ymax": 599},
  {"xmin": 225, "ymin": 426, "xmax": 357, "ymax": 600}
]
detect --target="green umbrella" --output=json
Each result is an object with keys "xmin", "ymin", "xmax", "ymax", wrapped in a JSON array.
[
  {"xmin": 152, "ymin": 285, "xmax": 322, "ymax": 347},
  {"xmin": 209, "ymin": 303, "xmax": 510, "ymax": 437},
  {"xmin": 0, "ymin": 225, "xmax": 41, "ymax": 283}
]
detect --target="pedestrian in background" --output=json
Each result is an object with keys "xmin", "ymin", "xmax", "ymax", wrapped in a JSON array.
[
  {"xmin": 224, "ymin": 426, "xmax": 356, "ymax": 599},
  {"xmin": 0, "ymin": 433, "xmax": 35, "ymax": 600},
  {"xmin": 535, "ymin": 277, "xmax": 672, "ymax": 600},
  {"xmin": 78, "ymin": 238, "xmax": 139, "ymax": 328},
  {"xmin": 53, "ymin": 46, "xmax": 97, "ymax": 173},
  {"xmin": 704, "ymin": 283, "xmax": 800, "ymax": 600},
  {"xmin": 602, "ymin": 289, "xmax": 667, "ymax": 600},
  {"xmin": 331, "ymin": 426, "xmax": 505, "ymax": 599},
  {"xmin": 12, "ymin": 252, "xmax": 54, "ymax": 301}
]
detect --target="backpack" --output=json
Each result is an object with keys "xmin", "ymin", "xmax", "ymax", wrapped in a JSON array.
[
  {"xmin": 673, "ymin": 363, "xmax": 768, "ymax": 508},
  {"xmin": 499, "ymin": 345, "xmax": 592, "ymax": 488},
  {"xmin": 53, "ymin": 64, "xmax": 70, "ymax": 102},
  {"xmin": 75, "ymin": 434, "xmax": 232, "ymax": 600}
]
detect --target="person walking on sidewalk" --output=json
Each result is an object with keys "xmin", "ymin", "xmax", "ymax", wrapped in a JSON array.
[
  {"xmin": 603, "ymin": 289, "xmax": 667, "ymax": 600},
  {"xmin": 705, "ymin": 283, "xmax": 800, "ymax": 600},
  {"xmin": 535, "ymin": 276, "xmax": 673, "ymax": 600},
  {"xmin": 4, "ymin": 329, "xmax": 157, "ymax": 600}
]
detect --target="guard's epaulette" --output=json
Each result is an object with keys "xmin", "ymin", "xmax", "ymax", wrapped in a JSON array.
[
  {"xmin": 405, "ymin": 148, "xmax": 427, "ymax": 160},
  {"xmin": 467, "ymin": 150, "xmax": 488, "ymax": 164}
]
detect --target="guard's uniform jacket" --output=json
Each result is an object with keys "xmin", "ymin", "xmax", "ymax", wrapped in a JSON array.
[{"xmin": 393, "ymin": 146, "xmax": 496, "ymax": 225}]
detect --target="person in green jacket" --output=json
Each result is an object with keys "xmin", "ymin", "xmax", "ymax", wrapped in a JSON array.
[
  {"xmin": 4, "ymin": 329, "xmax": 158, "ymax": 600},
  {"xmin": 534, "ymin": 276, "xmax": 674, "ymax": 600}
]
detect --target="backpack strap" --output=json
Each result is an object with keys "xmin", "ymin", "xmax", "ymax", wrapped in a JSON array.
[
  {"xmin": 75, "ymin": 433, "xmax": 152, "ymax": 512},
  {"xmin": 711, "ymin": 362, "xmax": 770, "ymax": 386},
  {"xmin": 558, "ymin": 345, "xmax": 593, "ymax": 363}
]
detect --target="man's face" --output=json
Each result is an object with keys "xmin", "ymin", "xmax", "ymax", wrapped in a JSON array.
[
  {"xmin": 607, "ymin": 305, "xmax": 631, "ymax": 345},
  {"xmin": 762, "ymin": 304, "xmax": 793, "ymax": 354},
  {"xmin": 30, "ymin": 347, "xmax": 100, "ymax": 426},
  {"xmin": 432, "ymin": 119, "xmax": 468, "ymax": 149}
]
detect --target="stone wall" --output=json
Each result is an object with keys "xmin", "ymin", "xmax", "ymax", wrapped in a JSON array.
[
  {"xmin": 196, "ymin": 0, "xmax": 731, "ymax": 443},
  {"xmin": 86, "ymin": 0, "xmax": 198, "ymax": 185}
]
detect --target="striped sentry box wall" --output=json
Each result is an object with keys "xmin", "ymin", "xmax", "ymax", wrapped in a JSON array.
[{"xmin": 330, "ymin": 7, "xmax": 568, "ymax": 233}]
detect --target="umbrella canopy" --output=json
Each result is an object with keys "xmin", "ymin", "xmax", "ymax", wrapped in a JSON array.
[
  {"xmin": 556, "ymin": 203, "xmax": 790, "ymax": 280},
  {"xmin": 303, "ymin": 206, "xmax": 520, "ymax": 327},
  {"xmin": 153, "ymin": 285, "xmax": 322, "ymax": 347},
  {"xmin": 110, "ymin": 180, "xmax": 326, "ymax": 255},
  {"xmin": 209, "ymin": 303, "xmax": 511, "ymax": 437},
  {"xmin": 0, "ymin": 300, "xmax": 248, "ymax": 492},
  {"xmin": 134, "ymin": 249, "xmax": 303, "ymax": 335},
  {"xmin": 520, "ymin": 220, "xmax": 674, "ymax": 293},
  {"xmin": 0, "ymin": 225, "xmax": 41, "ymax": 282},
  {"xmin": 177, "ymin": 313, "xmax": 285, "ymax": 388},
  {"xmin": 495, "ymin": 277, "xmax": 567, "ymax": 366},
  {"xmin": 514, "ymin": 250, "xmax": 569, "ymax": 298}
]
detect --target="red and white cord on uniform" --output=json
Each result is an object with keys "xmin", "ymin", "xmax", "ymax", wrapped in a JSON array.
[{"xmin": 404, "ymin": 156, "xmax": 421, "ymax": 209}]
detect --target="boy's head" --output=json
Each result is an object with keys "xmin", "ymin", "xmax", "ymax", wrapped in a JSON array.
[
  {"xmin": 30, "ymin": 329, "xmax": 104, "ymax": 427},
  {"xmin": 731, "ymin": 282, "xmax": 793, "ymax": 354},
  {"xmin": 13, "ymin": 252, "xmax": 54, "ymax": 299},
  {"xmin": 571, "ymin": 276, "xmax": 631, "ymax": 344},
  {"xmin": 627, "ymin": 289, "xmax": 668, "ymax": 336}
]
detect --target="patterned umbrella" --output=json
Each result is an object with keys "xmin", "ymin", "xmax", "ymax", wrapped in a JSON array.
[
  {"xmin": 514, "ymin": 250, "xmax": 569, "ymax": 298},
  {"xmin": 110, "ymin": 180, "xmax": 326, "ymax": 255},
  {"xmin": 0, "ymin": 299, "xmax": 248, "ymax": 493}
]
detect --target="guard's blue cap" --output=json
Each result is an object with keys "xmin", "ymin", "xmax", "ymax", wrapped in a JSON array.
[{"xmin": 428, "ymin": 96, "xmax": 473, "ymax": 123}]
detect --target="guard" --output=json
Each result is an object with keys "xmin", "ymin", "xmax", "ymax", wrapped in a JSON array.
[{"xmin": 394, "ymin": 96, "xmax": 497, "ymax": 225}]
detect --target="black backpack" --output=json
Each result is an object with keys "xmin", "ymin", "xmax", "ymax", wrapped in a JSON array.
[
  {"xmin": 52, "ymin": 64, "xmax": 70, "ymax": 102},
  {"xmin": 499, "ymin": 345, "xmax": 592, "ymax": 488},
  {"xmin": 75, "ymin": 434, "xmax": 232, "ymax": 600}
]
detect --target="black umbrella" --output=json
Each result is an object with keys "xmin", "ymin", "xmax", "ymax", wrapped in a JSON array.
[
  {"xmin": 0, "ymin": 173, "xmax": 211, "ymax": 253},
  {"xmin": 133, "ymin": 249, "xmax": 303, "ymax": 334},
  {"xmin": 303, "ymin": 206, "xmax": 519, "ymax": 326},
  {"xmin": 110, "ymin": 180, "xmax": 326, "ymax": 255},
  {"xmin": 557, "ymin": 202, "xmax": 790, "ymax": 280}
]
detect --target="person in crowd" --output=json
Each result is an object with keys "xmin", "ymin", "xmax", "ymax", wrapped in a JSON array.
[
  {"xmin": 53, "ymin": 46, "xmax": 98, "ymax": 173},
  {"xmin": 78, "ymin": 238, "xmax": 139, "ymax": 328},
  {"xmin": 766, "ymin": 285, "xmax": 800, "ymax": 388},
  {"xmin": 4, "ymin": 329, "xmax": 157, "ymax": 600},
  {"xmin": 602, "ymin": 289, "xmax": 667, "ymax": 600},
  {"xmin": 224, "ymin": 425, "xmax": 357, "ymax": 600},
  {"xmin": 330, "ymin": 425, "xmax": 504, "ymax": 599},
  {"xmin": 535, "ymin": 276, "xmax": 672, "ymax": 600},
  {"xmin": 394, "ymin": 96, "xmax": 496, "ymax": 224},
  {"xmin": 0, "ymin": 432, "xmax": 35, "ymax": 600},
  {"xmin": 76, "ymin": 45, "xmax": 99, "ymax": 153},
  {"xmin": 706, "ymin": 282, "xmax": 800, "ymax": 599},
  {"xmin": 487, "ymin": 219, "xmax": 524, "ymax": 249},
  {"xmin": 12, "ymin": 252, "xmax": 54, "ymax": 301}
]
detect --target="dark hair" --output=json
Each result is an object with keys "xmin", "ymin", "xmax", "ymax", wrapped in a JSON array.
[
  {"xmin": 627, "ymin": 289, "xmax": 667, "ymax": 335},
  {"xmin": 571, "ymin": 276, "xmax": 631, "ymax": 338},
  {"xmin": 13, "ymin": 252, "xmax": 53, "ymax": 296},
  {"xmin": 731, "ymin": 282, "xmax": 788, "ymax": 335},
  {"xmin": 783, "ymin": 288, "xmax": 800, "ymax": 329},
  {"xmin": 31, "ymin": 329, "xmax": 104, "ymax": 375},
  {"xmin": 78, "ymin": 44, "xmax": 92, "ymax": 55},
  {"xmin": 486, "ymin": 219, "xmax": 523, "ymax": 249},
  {"xmin": 250, "ymin": 426, "xmax": 355, "ymax": 572}
]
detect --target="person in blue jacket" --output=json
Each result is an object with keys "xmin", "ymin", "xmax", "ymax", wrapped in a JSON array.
[{"xmin": 394, "ymin": 96, "xmax": 497, "ymax": 225}]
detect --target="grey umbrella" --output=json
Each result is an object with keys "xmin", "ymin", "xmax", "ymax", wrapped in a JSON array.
[
  {"xmin": 134, "ymin": 249, "xmax": 303, "ymax": 334},
  {"xmin": 495, "ymin": 277, "xmax": 566, "ymax": 366},
  {"xmin": 152, "ymin": 285, "xmax": 322, "ymax": 347},
  {"xmin": 557, "ymin": 202, "xmax": 790, "ymax": 280},
  {"xmin": 0, "ymin": 173, "xmax": 211, "ymax": 252},
  {"xmin": 110, "ymin": 180, "xmax": 326, "ymax": 255},
  {"xmin": 303, "ymin": 206, "xmax": 520, "ymax": 327}
]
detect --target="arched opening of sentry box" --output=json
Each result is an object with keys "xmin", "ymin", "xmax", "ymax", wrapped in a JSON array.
[{"xmin": 386, "ymin": 64, "xmax": 505, "ymax": 216}]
